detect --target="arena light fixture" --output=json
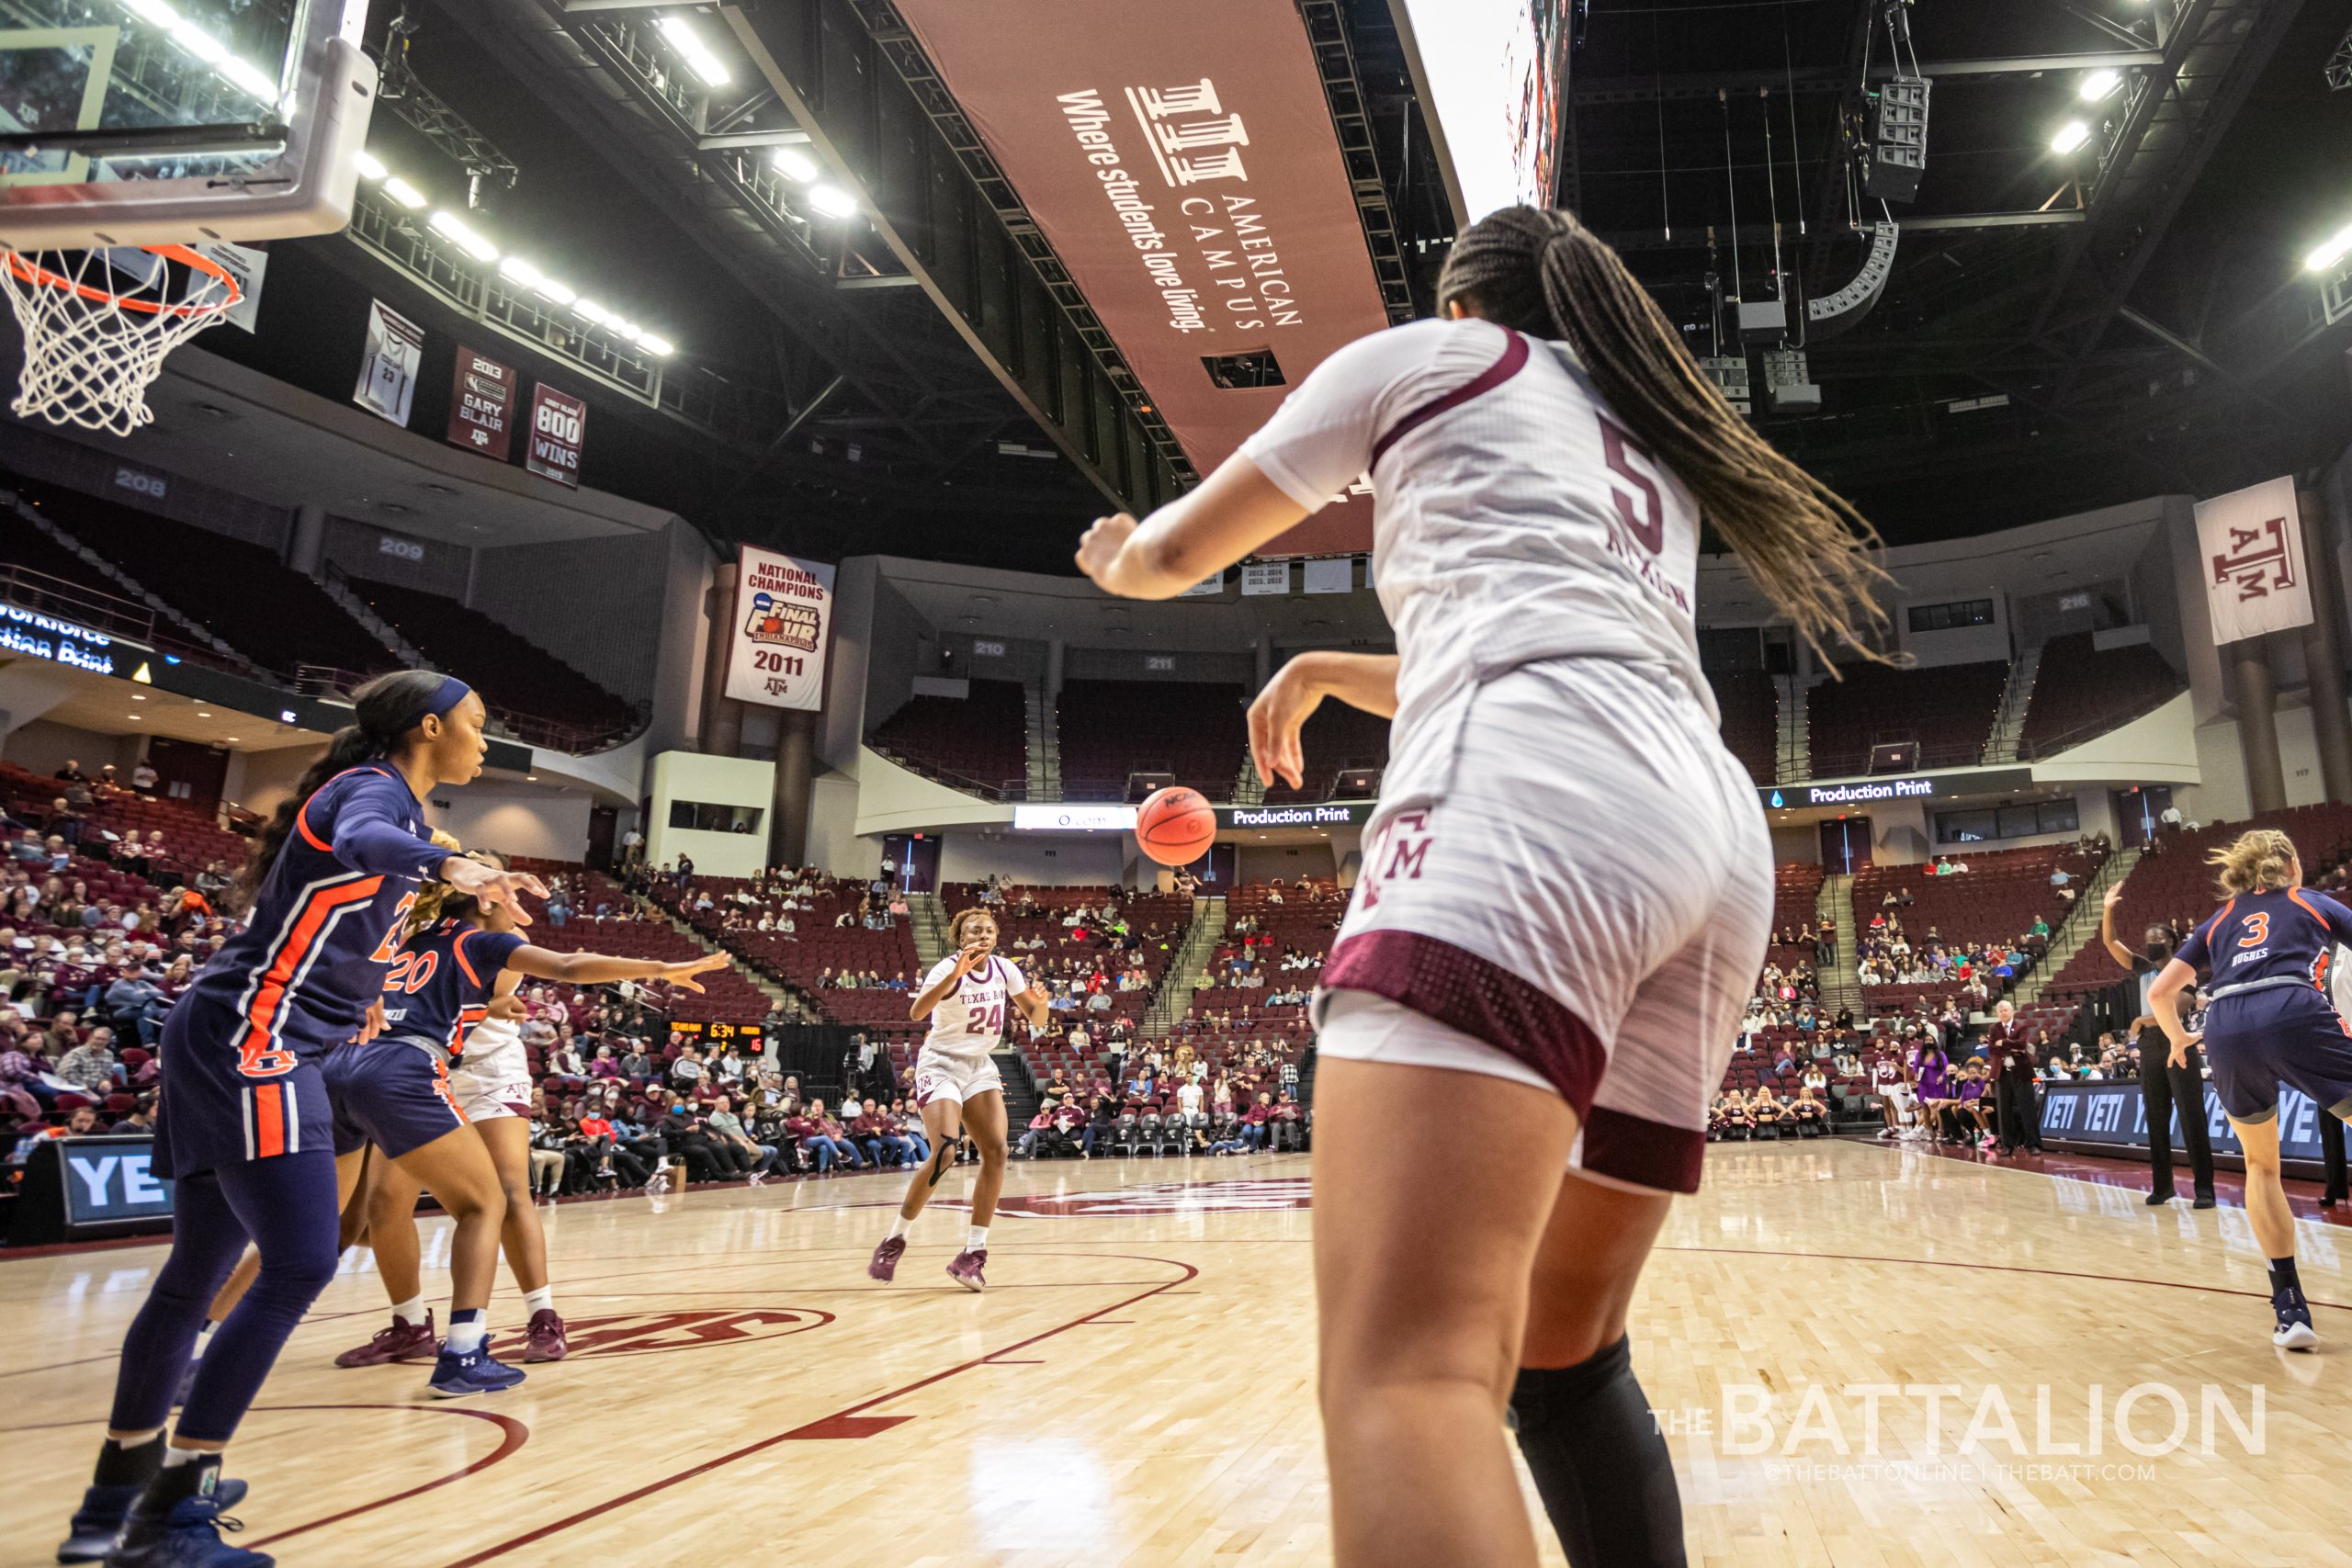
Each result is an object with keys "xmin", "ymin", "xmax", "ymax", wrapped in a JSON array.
[
  {"xmin": 657, "ymin": 14, "xmax": 733, "ymax": 87},
  {"xmin": 572, "ymin": 298, "xmax": 615, "ymax": 325},
  {"xmin": 355, "ymin": 149, "xmax": 387, "ymax": 180},
  {"xmin": 533, "ymin": 276, "xmax": 578, "ymax": 307},
  {"xmin": 2307, "ymin": 221, "xmax": 2352, "ymax": 273},
  {"xmin": 2078, "ymin": 69, "xmax": 2122, "ymax": 101},
  {"xmin": 428, "ymin": 209, "xmax": 498, "ymax": 263},
  {"xmin": 807, "ymin": 182, "xmax": 858, "ymax": 219},
  {"xmin": 499, "ymin": 255, "xmax": 546, "ymax": 289},
  {"xmin": 382, "ymin": 176, "xmax": 427, "ymax": 209},
  {"xmin": 2050, "ymin": 119, "xmax": 2092, "ymax": 153},
  {"xmin": 639, "ymin": 333, "xmax": 675, "ymax": 356},
  {"xmin": 772, "ymin": 145, "xmax": 820, "ymax": 183}
]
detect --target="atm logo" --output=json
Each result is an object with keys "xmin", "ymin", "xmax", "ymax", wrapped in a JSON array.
[{"xmin": 492, "ymin": 1308, "xmax": 831, "ymax": 1359}]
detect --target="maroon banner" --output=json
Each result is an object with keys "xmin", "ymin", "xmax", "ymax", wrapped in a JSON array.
[
  {"xmin": 525, "ymin": 384, "xmax": 586, "ymax": 489},
  {"xmin": 892, "ymin": 0, "xmax": 1391, "ymax": 554},
  {"xmin": 447, "ymin": 345, "xmax": 516, "ymax": 461}
]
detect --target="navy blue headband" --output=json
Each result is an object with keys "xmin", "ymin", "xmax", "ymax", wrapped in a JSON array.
[{"xmin": 389, "ymin": 674, "xmax": 472, "ymax": 735}]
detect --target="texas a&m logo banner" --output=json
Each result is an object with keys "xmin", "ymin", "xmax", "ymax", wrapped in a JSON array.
[{"xmin": 2194, "ymin": 476, "xmax": 2310, "ymax": 645}]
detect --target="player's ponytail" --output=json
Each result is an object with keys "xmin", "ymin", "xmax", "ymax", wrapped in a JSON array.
[
  {"xmin": 1435, "ymin": 205, "xmax": 1893, "ymax": 668},
  {"xmin": 231, "ymin": 669, "xmax": 451, "ymax": 915},
  {"xmin": 2210, "ymin": 829, "xmax": 2299, "ymax": 895}
]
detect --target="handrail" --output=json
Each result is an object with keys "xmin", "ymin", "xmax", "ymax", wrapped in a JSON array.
[
  {"xmin": 2014, "ymin": 682, "xmax": 2188, "ymax": 762},
  {"xmin": 865, "ymin": 741, "xmax": 1026, "ymax": 801}
]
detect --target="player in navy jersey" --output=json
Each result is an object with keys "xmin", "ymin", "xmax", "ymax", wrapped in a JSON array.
[
  {"xmin": 2147, "ymin": 828, "xmax": 2352, "ymax": 1349},
  {"xmin": 322, "ymin": 850, "xmax": 729, "ymax": 1391},
  {"xmin": 59, "ymin": 671, "xmax": 546, "ymax": 1568}
]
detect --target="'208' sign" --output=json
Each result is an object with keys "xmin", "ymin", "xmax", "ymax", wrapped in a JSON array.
[{"xmin": 526, "ymin": 384, "xmax": 587, "ymax": 490}]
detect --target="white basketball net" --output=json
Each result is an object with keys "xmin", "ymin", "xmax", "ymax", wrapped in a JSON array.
[{"xmin": 0, "ymin": 246, "xmax": 240, "ymax": 438}]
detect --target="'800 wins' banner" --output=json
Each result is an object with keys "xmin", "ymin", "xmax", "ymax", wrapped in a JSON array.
[{"xmin": 724, "ymin": 546, "xmax": 835, "ymax": 711}]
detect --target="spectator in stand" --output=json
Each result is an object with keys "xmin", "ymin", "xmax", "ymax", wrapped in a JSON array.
[
  {"xmin": 670, "ymin": 1045, "xmax": 706, "ymax": 1089},
  {"xmin": 1984, "ymin": 999, "xmax": 2042, "ymax": 1154},
  {"xmin": 1016, "ymin": 1100, "xmax": 1062, "ymax": 1159},
  {"xmin": 130, "ymin": 759, "xmax": 158, "ymax": 795},
  {"xmin": 790, "ymin": 1099, "xmax": 862, "ymax": 1172},
  {"xmin": 706, "ymin": 1095, "xmax": 775, "ymax": 1179},
  {"xmin": 55, "ymin": 1025, "xmax": 119, "ymax": 1095},
  {"xmin": 109, "ymin": 1095, "xmax": 157, "ymax": 1135}
]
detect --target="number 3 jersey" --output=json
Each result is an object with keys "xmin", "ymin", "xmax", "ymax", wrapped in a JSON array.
[
  {"xmin": 918, "ymin": 953, "xmax": 1027, "ymax": 1065},
  {"xmin": 380, "ymin": 917, "xmax": 527, "ymax": 1066},
  {"xmin": 1236, "ymin": 316, "xmax": 1710, "ymax": 750},
  {"xmin": 2177, "ymin": 886, "xmax": 2352, "ymax": 997}
]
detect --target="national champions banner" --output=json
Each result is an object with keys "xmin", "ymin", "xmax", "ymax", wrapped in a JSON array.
[
  {"xmin": 725, "ymin": 546, "xmax": 835, "ymax": 710},
  {"xmin": 2194, "ymin": 475, "xmax": 2310, "ymax": 645},
  {"xmin": 353, "ymin": 299, "xmax": 424, "ymax": 427}
]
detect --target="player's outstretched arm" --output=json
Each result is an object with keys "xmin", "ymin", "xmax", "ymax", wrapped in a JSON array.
[{"xmin": 1074, "ymin": 455, "xmax": 1307, "ymax": 601}]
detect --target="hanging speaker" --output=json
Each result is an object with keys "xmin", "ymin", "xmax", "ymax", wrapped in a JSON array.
[{"xmin": 1865, "ymin": 76, "xmax": 1930, "ymax": 203}]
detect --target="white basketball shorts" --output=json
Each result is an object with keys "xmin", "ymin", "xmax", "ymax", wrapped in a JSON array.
[
  {"xmin": 913, "ymin": 1049, "xmax": 1004, "ymax": 1110},
  {"xmin": 1313, "ymin": 655, "xmax": 1772, "ymax": 1194},
  {"xmin": 447, "ymin": 1025, "xmax": 533, "ymax": 1123}
]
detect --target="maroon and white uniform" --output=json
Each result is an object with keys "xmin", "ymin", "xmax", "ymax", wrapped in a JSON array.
[
  {"xmin": 912, "ymin": 953, "xmax": 1023, "ymax": 1107},
  {"xmin": 1240, "ymin": 315, "xmax": 1771, "ymax": 1195}
]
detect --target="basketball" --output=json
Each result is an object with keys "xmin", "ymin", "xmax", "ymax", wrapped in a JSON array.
[{"xmin": 1136, "ymin": 785, "xmax": 1216, "ymax": 866}]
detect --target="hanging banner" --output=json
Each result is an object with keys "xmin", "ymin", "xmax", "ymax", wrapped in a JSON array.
[
  {"xmin": 1240, "ymin": 561, "xmax": 1289, "ymax": 596},
  {"xmin": 890, "ymin": 0, "xmax": 1393, "ymax": 558},
  {"xmin": 447, "ymin": 347, "xmax": 518, "ymax": 461},
  {"xmin": 2194, "ymin": 476, "xmax": 2310, "ymax": 645},
  {"xmin": 192, "ymin": 241, "xmax": 267, "ymax": 333},
  {"xmin": 1176, "ymin": 570, "xmax": 1226, "ymax": 599},
  {"xmin": 526, "ymin": 384, "xmax": 587, "ymax": 489},
  {"xmin": 725, "ymin": 546, "xmax": 836, "ymax": 711},
  {"xmin": 1302, "ymin": 558, "xmax": 1352, "ymax": 594},
  {"xmin": 352, "ymin": 299, "xmax": 424, "ymax": 427}
]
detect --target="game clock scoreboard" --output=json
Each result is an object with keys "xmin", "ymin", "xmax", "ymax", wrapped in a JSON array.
[{"xmin": 673, "ymin": 1021, "xmax": 766, "ymax": 1050}]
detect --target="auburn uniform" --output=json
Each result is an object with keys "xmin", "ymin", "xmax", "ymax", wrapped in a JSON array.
[
  {"xmin": 2176, "ymin": 886, "xmax": 2352, "ymax": 1122},
  {"xmin": 324, "ymin": 917, "xmax": 526, "ymax": 1159},
  {"xmin": 153, "ymin": 765, "xmax": 448, "ymax": 1179}
]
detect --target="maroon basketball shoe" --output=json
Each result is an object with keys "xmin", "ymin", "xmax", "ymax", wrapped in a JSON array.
[
  {"xmin": 334, "ymin": 1311, "xmax": 436, "ymax": 1368},
  {"xmin": 946, "ymin": 1247, "xmax": 988, "ymax": 1292},
  {"xmin": 867, "ymin": 1235, "xmax": 906, "ymax": 1281},
  {"xmin": 522, "ymin": 1308, "xmax": 569, "ymax": 1362}
]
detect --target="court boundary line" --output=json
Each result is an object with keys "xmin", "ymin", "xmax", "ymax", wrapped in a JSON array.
[{"xmin": 436, "ymin": 1250, "xmax": 1200, "ymax": 1567}]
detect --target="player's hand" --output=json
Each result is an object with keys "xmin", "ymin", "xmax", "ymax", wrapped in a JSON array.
[
  {"xmin": 1075, "ymin": 513, "xmax": 1141, "ymax": 593},
  {"xmin": 1247, "ymin": 657, "xmax": 1324, "ymax": 790},
  {"xmin": 2102, "ymin": 884, "xmax": 2123, "ymax": 914},
  {"xmin": 359, "ymin": 998, "xmax": 386, "ymax": 1044},
  {"xmin": 660, "ymin": 953, "xmax": 733, "ymax": 994},
  {"xmin": 2170, "ymin": 1035, "xmax": 2198, "ymax": 1069},
  {"xmin": 954, "ymin": 940, "xmax": 990, "ymax": 976},
  {"xmin": 487, "ymin": 994, "xmax": 530, "ymax": 1021},
  {"xmin": 442, "ymin": 858, "xmax": 549, "ymax": 926}
]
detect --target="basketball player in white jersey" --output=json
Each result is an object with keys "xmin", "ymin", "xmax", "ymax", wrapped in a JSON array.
[
  {"xmin": 868, "ymin": 908, "xmax": 1048, "ymax": 1290},
  {"xmin": 1077, "ymin": 204, "xmax": 1886, "ymax": 1568}
]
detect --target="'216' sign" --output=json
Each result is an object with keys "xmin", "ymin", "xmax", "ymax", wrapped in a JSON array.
[{"xmin": 526, "ymin": 384, "xmax": 587, "ymax": 489}]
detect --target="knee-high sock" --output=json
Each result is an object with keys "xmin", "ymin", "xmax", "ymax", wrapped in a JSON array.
[{"xmin": 1509, "ymin": 1335, "xmax": 1686, "ymax": 1568}]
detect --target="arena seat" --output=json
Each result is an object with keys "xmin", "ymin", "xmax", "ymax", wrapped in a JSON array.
[
  {"xmin": 1806, "ymin": 660, "xmax": 2009, "ymax": 778},
  {"xmin": 1057, "ymin": 679, "xmax": 1247, "ymax": 801},
  {"xmin": 868, "ymin": 679, "xmax": 1029, "ymax": 797},
  {"xmin": 21, "ymin": 486, "xmax": 397, "ymax": 681},
  {"xmin": 1706, "ymin": 669, "xmax": 1780, "ymax": 786},
  {"xmin": 1257, "ymin": 701, "xmax": 1391, "ymax": 805},
  {"xmin": 2018, "ymin": 633, "xmax": 2184, "ymax": 757},
  {"xmin": 347, "ymin": 576, "xmax": 637, "ymax": 746}
]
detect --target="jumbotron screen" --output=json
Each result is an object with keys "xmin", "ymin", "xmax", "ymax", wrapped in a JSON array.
[{"xmin": 1396, "ymin": 0, "xmax": 1572, "ymax": 221}]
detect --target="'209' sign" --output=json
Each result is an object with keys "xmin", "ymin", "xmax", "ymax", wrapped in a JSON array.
[{"xmin": 526, "ymin": 384, "xmax": 587, "ymax": 490}]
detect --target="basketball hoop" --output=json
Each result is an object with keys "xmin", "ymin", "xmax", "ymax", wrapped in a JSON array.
[{"xmin": 0, "ymin": 244, "xmax": 242, "ymax": 438}]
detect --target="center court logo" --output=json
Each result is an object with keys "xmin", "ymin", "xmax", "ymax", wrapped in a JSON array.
[
  {"xmin": 490, "ymin": 1308, "xmax": 830, "ymax": 1359},
  {"xmin": 995, "ymin": 1177, "xmax": 1313, "ymax": 1216},
  {"xmin": 1652, "ymin": 1381, "xmax": 2264, "ymax": 1481}
]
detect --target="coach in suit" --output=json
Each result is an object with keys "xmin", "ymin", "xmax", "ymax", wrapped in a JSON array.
[{"xmin": 1984, "ymin": 1000, "xmax": 2042, "ymax": 1155}]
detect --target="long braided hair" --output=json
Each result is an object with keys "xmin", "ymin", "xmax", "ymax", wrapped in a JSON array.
[{"xmin": 1435, "ymin": 205, "xmax": 1891, "ymax": 665}]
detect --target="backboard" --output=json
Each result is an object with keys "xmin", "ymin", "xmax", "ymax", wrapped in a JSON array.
[{"xmin": 0, "ymin": 0, "xmax": 375, "ymax": 249}]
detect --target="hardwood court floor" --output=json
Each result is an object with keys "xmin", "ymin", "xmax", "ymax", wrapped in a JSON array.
[{"xmin": 7, "ymin": 1139, "xmax": 2352, "ymax": 1567}]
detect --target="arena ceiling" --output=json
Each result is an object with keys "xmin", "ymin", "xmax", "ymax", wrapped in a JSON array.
[{"xmin": 362, "ymin": 0, "xmax": 2345, "ymax": 575}]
